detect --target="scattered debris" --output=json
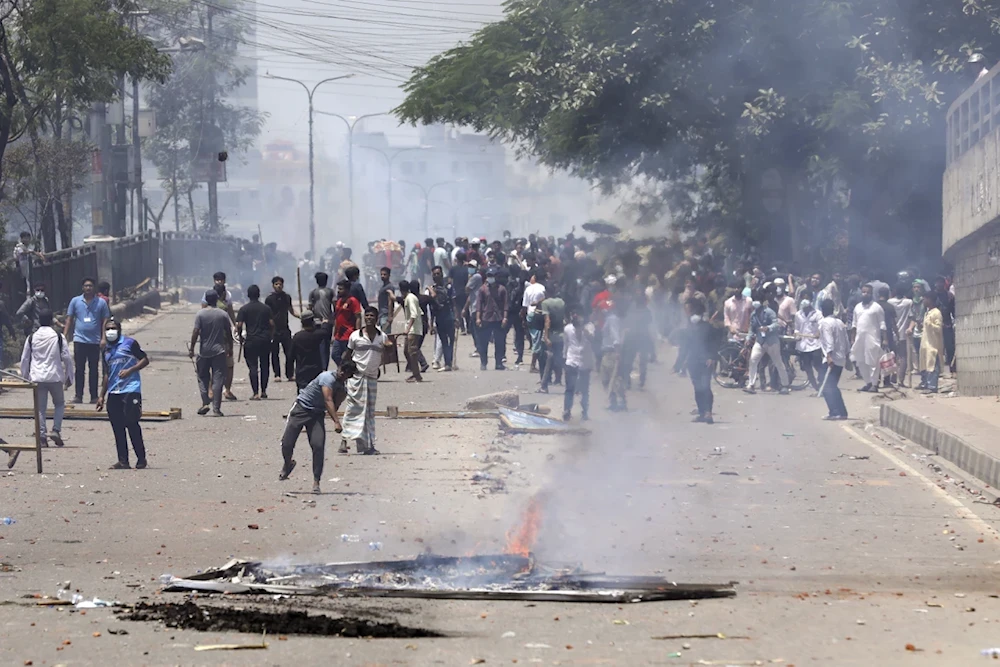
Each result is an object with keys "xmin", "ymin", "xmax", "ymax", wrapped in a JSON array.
[
  {"xmin": 465, "ymin": 390, "xmax": 520, "ymax": 410},
  {"xmin": 499, "ymin": 407, "xmax": 590, "ymax": 435},
  {"xmin": 651, "ymin": 633, "xmax": 751, "ymax": 640}
]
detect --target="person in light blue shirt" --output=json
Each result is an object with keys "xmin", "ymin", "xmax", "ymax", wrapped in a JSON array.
[
  {"xmin": 65, "ymin": 277, "xmax": 111, "ymax": 404},
  {"xmin": 97, "ymin": 320, "xmax": 149, "ymax": 470},
  {"xmin": 744, "ymin": 300, "xmax": 789, "ymax": 394}
]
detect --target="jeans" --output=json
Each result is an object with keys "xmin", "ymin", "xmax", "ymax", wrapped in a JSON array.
[
  {"xmin": 921, "ymin": 356, "xmax": 941, "ymax": 391},
  {"xmin": 563, "ymin": 366, "xmax": 591, "ymax": 418},
  {"xmin": 331, "ymin": 338, "xmax": 350, "ymax": 368},
  {"xmin": 819, "ymin": 364, "xmax": 848, "ymax": 417},
  {"xmin": 319, "ymin": 338, "xmax": 330, "ymax": 372},
  {"xmin": 35, "ymin": 381, "xmax": 65, "ymax": 440},
  {"xmin": 281, "ymin": 402, "xmax": 326, "ymax": 481},
  {"xmin": 477, "ymin": 321, "xmax": 505, "ymax": 368},
  {"xmin": 436, "ymin": 318, "xmax": 455, "ymax": 367},
  {"xmin": 245, "ymin": 339, "xmax": 270, "ymax": 395},
  {"xmin": 74, "ymin": 342, "xmax": 100, "ymax": 401},
  {"xmin": 404, "ymin": 334, "xmax": 423, "ymax": 380},
  {"xmin": 107, "ymin": 392, "xmax": 146, "ymax": 465},
  {"xmin": 197, "ymin": 353, "xmax": 227, "ymax": 411},
  {"xmin": 271, "ymin": 329, "xmax": 293, "ymax": 380},
  {"xmin": 541, "ymin": 339, "xmax": 564, "ymax": 389},
  {"xmin": 504, "ymin": 316, "xmax": 526, "ymax": 362},
  {"xmin": 688, "ymin": 363, "xmax": 713, "ymax": 415}
]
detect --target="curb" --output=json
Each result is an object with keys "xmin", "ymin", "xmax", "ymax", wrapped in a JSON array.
[{"xmin": 879, "ymin": 403, "xmax": 1000, "ymax": 490}]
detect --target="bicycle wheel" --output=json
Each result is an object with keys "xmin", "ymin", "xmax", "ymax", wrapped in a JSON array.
[
  {"xmin": 714, "ymin": 343, "xmax": 742, "ymax": 388},
  {"xmin": 786, "ymin": 356, "xmax": 811, "ymax": 391}
]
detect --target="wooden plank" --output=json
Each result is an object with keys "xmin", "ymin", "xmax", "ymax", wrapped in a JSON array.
[
  {"xmin": 326, "ymin": 586, "xmax": 735, "ymax": 603},
  {"xmin": 0, "ymin": 407, "xmax": 180, "ymax": 421},
  {"xmin": 0, "ymin": 444, "xmax": 43, "ymax": 452}
]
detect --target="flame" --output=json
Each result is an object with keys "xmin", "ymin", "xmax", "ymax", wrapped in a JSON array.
[{"xmin": 505, "ymin": 494, "xmax": 543, "ymax": 557}]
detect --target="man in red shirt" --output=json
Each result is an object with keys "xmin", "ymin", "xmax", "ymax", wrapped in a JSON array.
[{"xmin": 331, "ymin": 279, "xmax": 362, "ymax": 368}]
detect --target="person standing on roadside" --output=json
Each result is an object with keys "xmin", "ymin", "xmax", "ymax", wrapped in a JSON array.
[
  {"xmin": 279, "ymin": 361, "xmax": 355, "ymax": 494},
  {"xmin": 887, "ymin": 282, "xmax": 914, "ymax": 388},
  {"xmin": 65, "ymin": 277, "xmax": 111, "ymax": 405},
  {"xmin": 332, "ymin": 279, "xmax": 362, "ymax": 367},
  {"xmin": 562, "ymin": 305, "xmax": 595, "ymax": 421},
  {"xmin": 376, "ymin": 267, "xmax": 396, "ymax": 332},
  {"xmin": 16, "ymin": 283, "xmax": 51, "ymax": 335},
  {"xmin": 818, "ymin": 298, "xmax": 849, "ymax": 420},
  {"xmin": 340, "ymin": 306, "xmax": 392, "ymax": 455},
  {"xmin": 429, "ymin": 265, "xmax": 456, "ymax": 371},
  {"xmin": 685, "ymin": 299, "xmax": 716, "ymax": 424},
  {"xmin": 449, "ymin": 252, "xmax": 469, "ymax": 333},
  {"xmin": 190, "ymin": 290, "xmax": 232, "ymax": 417},
  {"xmin": 97, "ymin": 320, "xmax": 149, "ymax": 469},
  {"xmin": 400, "ymin": 280, "xmax": 424, "ymax": 382},
  {"xmin": 308, "ymin": 272, "xmax": 335, "ymax": 370},
  {"xmin": 476, "ymin": 267, "xmax": 509, "ymax": 371},
  {"xmin": 538, "ymin": 287, "xmax": 565, "ymax": 391},
  {"xmin": 265, "ymin": 276, "xmax": 297, "ymax": 383},
  {"xmin": 919, "ymin": 292, "xmax": 944, "ymax": 393},
  {"xmin": 20, "ymin": 310, "xmax": 73, "ymax": 447},
  {"xmin": 236, "ymin": 285, "xmax": 275, "ymax": 400}
]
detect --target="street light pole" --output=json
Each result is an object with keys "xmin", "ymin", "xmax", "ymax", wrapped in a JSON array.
[
  {"xmin": 264, "ymin": 73, "xmax": 355, "ymax": 259},
  {"xmin": 314, "ymin": 111, "xmax": 388, "ymax": 247},
  {"xmin": 395, "ymin": 179, "xmax": 462, "ymax": 239},
  {"xmin": 355, "ymin": 145, "xmax": 430, "ymax": 239}
]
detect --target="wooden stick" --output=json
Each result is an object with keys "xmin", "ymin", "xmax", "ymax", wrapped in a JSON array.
[
  {"xmin": 296, "ymin": 266, "xmax": 303, "ymax": 314},
  {"xmin": 31, "ymin": 383, "xmax": 42, "ymax": 473}
]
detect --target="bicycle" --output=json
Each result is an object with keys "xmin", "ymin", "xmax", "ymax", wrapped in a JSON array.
[{"xmin": 714, "ymin": 333, "xmax": 810, "ymax": 391}]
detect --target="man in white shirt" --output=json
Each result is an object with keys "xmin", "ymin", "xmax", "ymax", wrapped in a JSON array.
[
  {"xmin": 20, "ymin": 310, "xmax": 73, "ymax": 447},
  {"xmin": 562, "ymin": 306, "xmax": 595, "ymax": 421},
  {"xmin": 818, "ymin": 298, "xmax": 850, "ymax": 419},
  {"xmin": 793, "ymin": 299, "xmax": 823, "ymax": 391},
  {"xmin": 850, "ymin": 284, "xmax": 887, "ymax": 392},
  {"xmin": 521, "ymin": 270, "xmax": 546, "ymax": 369},
  {"xmin": 432, "ymin": 237, "xmax": 450, "ymax": 272},
  {"xmin": 887, "ymin": 283, "xmax": 914, "ymax": 387},
  {"xmin": 340, "ymin": 306, "xmax": 392, "ymax": 455}
]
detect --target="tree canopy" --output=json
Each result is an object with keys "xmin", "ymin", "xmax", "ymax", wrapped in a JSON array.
[{"xmin": 397, "ymin": 0, "xmax": 1000, "ymax": 266}]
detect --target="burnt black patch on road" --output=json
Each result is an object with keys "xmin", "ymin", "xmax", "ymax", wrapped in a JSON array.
[{"xmin": 118, "ymin": 601, "xmax": 442, "ymax": 638}]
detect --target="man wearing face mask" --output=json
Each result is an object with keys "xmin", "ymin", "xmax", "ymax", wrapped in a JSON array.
[
  {"xmin": 97, "ymin": 320, "xmax": 150, "ymax": 469},
  {"xmin": 794, "ymin": 298, "xmax": 823, "ymax": 391},
  {"xmin": 744, "ymin": 298, "xmax": 789, "ymax": 394},
  {"xmin": 773, "ymin": 278, "xmax": 797, "ymax": 333},
  {"xmin": 16, "ymin": 283, "xmax": 51, "ymax": 335},
  {"xmin": 723, "ymin": 284, "xmax": 752, "ymax": 337},
  {"xmin": 849, "ymin": 283, "xmax": 887, "ymax": 392},
  {"xmin": 476, "ymin": 267, "xmax": 508, "ymax": 370}
]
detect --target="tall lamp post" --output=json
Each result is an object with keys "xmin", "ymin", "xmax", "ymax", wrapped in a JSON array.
[
  {"xmin": 354, "ymin": 145, "xmax": 430, "ymax": 239},
  {"xmin": 314, "ymin": 110, "xmax": 389, "ymax": 247},
  {"xmin": 263, "ymin": 73, "xmax": 355, "ymax": 259},
  {"xmin": 395, "ymin": 179, "xmax": 463, "ymax": 240}
]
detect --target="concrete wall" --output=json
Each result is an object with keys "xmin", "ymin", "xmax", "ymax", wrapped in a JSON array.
[
  {"xmin": 951, "ymin": 229, "xmax": 1000, "ymax": 395},
  {"xmin": 942, "ymin": 125, "xmax": 1000, "ymax": 255}
]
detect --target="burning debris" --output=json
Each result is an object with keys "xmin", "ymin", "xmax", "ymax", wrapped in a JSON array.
[{"xmin": 161, "ymin": 554, "xmax": 736, "ymax": 604}]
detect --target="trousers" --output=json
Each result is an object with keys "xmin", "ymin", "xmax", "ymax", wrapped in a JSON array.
[
  {"xmin": 35, "ymin": 381, "xmax": 65, "ymax": 440},
  {"xmin": 436, "ymin": 318, "xmax": 455, "ymax": 367},
  {"xmin": 245, "ymin": 339, "xmax": 270, "ymax": 395},
  {"xmin": 197, "ymin": 353, "xmax": 227, "ymax": 411},
  {"xmin": 689, "ymin": 363, "xmax": 713, "ymax": 414},
  {"xmin": 74, "ymin": 342, "xmax": 100, "ymax": 401},
  {"xmin": 280, "ymin": 402, "xmax": 326, "ymax": 481},
  {"xmin": 563, "ymin": 366, "xmax": 591, "ymax": 417},
  {"xmin": 747, "ymin": 340, "xmax": 788, "ymax": 388},
  {"xmin": 404, "ymin": 334, "xmax": 423, "ymax": 380},
  {"xmin": 477, "ymin": 321, "xmax": 505, "ymax": 367},
  {"xmin": 541, "ymin": 339, "xmax": 564, "ymax": 388},
  {"xmin": 107, "ymin": 392, "xmax": 146, "ymax": 464},
  {"xmin": 819, "ymin": 364, "xmax": 847, "ymax": 417},
  {"xmin": 271, "ymin": 329, "xmax": 293, "ymax": 380}
]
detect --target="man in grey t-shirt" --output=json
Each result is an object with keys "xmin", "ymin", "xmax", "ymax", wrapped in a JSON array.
[{"xmin": 189, "ymin": 290, "xmax": 233, "ymax": 416}]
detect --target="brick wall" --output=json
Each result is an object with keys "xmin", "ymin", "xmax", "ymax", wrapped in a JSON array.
[{"xmin": 953, "ymin": 228, "xmax": 1000, "ymax": 396}]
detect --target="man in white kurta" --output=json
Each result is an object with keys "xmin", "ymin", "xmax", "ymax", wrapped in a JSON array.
[{"xmin": 850, "ymin": 284, "xmax": 886, "ymax": 392}]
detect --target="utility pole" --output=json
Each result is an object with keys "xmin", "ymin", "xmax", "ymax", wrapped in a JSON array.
[
  {"xmin": 132, "ymin": 74, "xmax": 143, "ymax": 233},
  {"xmin": 263, "ymin": 74, "xmax": 355, "ymax": 258},
  {"xmin": 206, "ymin": 7, "xmax": 218, "ymax": 233}
]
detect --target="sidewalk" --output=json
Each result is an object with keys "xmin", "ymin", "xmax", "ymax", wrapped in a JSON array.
[{"xmin": 880, "ymin": 394, "xmax": 1000, "ymax": 489}]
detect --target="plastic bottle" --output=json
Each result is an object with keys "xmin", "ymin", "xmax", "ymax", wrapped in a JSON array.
[
  {"xmin": 159, "ymin": 574, "xmax": 175, "ymax": 585},
  {"xmin": 340, "ymin": 534, "xmax": 360, "ymax": 543},
  {"xmin": 0, "ymin": 517, "xmax": 15, "ymax": 525},
  {"xmin": 368, "ymin": 542, "xmax": 382, "ymax": 551}
]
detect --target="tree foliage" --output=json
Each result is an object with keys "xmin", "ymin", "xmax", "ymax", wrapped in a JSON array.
[
  {"xmin": 397, "ymin": 0, "xmax": 1000, "ymax": 264},
  {"xmin": 142, "ymin": 0, "xmax": 265, "ymax": 233},
  {"xmin": 0, "ymin": 0, "xmax": 171, "ymax": 249}
]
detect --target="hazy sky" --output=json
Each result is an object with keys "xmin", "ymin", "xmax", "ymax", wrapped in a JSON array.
[{"xmin": 251, "ymin": 0, "xmax": 505, "ymax": 155}]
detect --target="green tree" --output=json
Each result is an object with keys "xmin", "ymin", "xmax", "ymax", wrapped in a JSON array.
[
  {"xmin": 397, "ymin": 0, "xmax": 1000, "ymax": 264},
  {"xmin": 143, "ymin": 0, "xmax": 265, "ymax": 233},
  {"xmin": 0, "ymin": 0, "xmax": 171, "ymax": 249}
]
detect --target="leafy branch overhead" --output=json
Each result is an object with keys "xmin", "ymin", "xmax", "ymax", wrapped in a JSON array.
[{"xmin": 397, "ymin": 0, "xmax": 1000, "ymax": 244}]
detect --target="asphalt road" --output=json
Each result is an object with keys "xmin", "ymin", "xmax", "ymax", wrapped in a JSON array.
[{"xmin": 1, "ymin": 303, "xmax": 999, "ymax": 666}]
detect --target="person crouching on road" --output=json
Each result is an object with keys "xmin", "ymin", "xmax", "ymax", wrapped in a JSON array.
[
  {"xmin": 20, "ymin": 310, "xmax": 73, "ymax": 447},
  {"xmin": 339, "ymin": 306, "xmax": 392, "ymax": 455},
  {"xmin": 279, "ymin": 360, "xmax": 356, "ymax": 494},
  {"xmin": 97, "ymin": 320, "xmax": 150, "ymax": 469}
]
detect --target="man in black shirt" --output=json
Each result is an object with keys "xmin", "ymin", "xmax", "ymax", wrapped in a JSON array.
[
  {"xmin": 345, "ymin": 265, "xmax": 369, "ymax": 310},
  {"xmin": 265, "ymin": 276, "xmax": 296, "ymax": 382},
  {"xmin": 377, "ymin": 266, "xmax": 395, "ymax": 331},
  {"xmin": 291, "ymin": 311, "xmax": 331, "ymax": 390},
  {"xmin": 236, "ymin": 284, "xmax": 275, "ymax": 400},
  {"xmin": 449, "ymin": 251, "xmax": 469, "ymax": 333},
  {"xmin": 308, "ymin": 272, "xmax": 334, "ymax": 371}
]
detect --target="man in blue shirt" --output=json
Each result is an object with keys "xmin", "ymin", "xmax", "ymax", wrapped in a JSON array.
[
  {"xmin": 65, "ymin": 277, "xmax": 112, "ymax": 405},
  {"xmin": 279, "ymin": 361, "xmax": 355, "ymax": 494},
  {"xmin": 744, "ymin": 299, "xmax": 790, "ymax": 394},
  {"xmin": 97, "ymin": 320, "xmax": 150, "ymax": 470}
]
